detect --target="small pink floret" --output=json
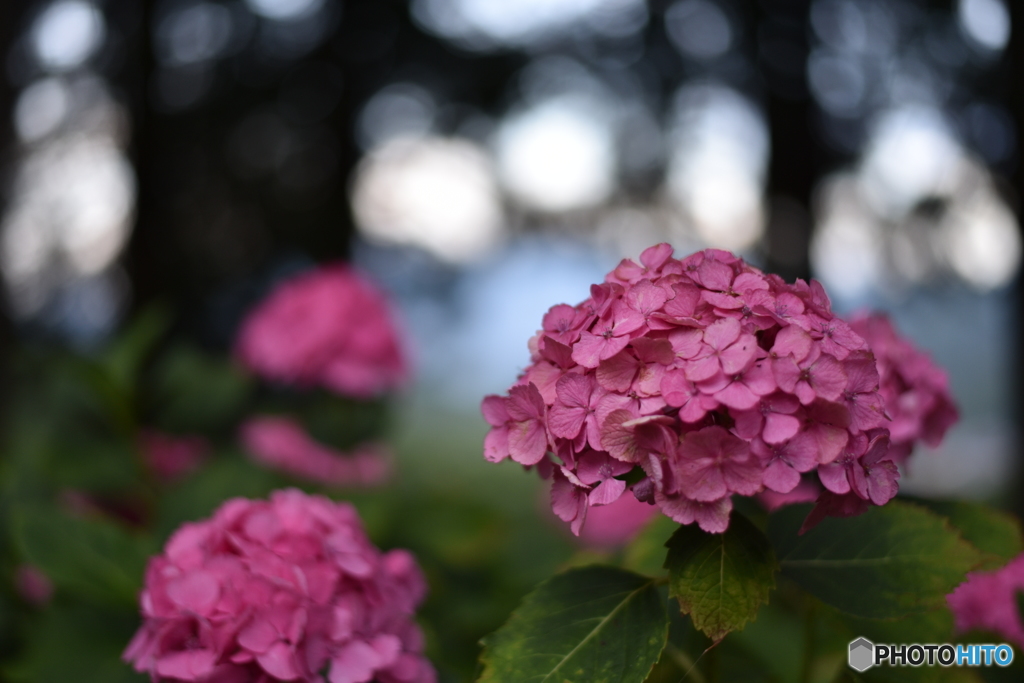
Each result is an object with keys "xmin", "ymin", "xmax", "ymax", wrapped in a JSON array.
[
  {"xmin": 240, "ymin": 416, "xmax": 393, "ymax": 488},
  {"xmin": 948, "ymin": 553, "xmax": 1024, "ymax": 650}
]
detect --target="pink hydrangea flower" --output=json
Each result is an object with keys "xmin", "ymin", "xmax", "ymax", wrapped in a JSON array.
[
  {"xmin": 240, "ymin": 417, "xmax": 393, "ymax": 488},
  {"xmin": 124, "ymin": 489, "xmax": 435, "ymax": 683},
  {"xmin": 948, "ymin": 553, "xmax": 1024, "ymax": 649},
  {"xmin": 481, "ymin": 245, "xmax": 949, "ymax": 534},
  {"xmin": 848, "ymin": 313, "xmax": 959, "ymax": 462},
  {"xmin": 139, "ymin": 431, "xmax": 210, "ymax": 482},
  {"xmin": 236, "ymin": 265, "xmax": 408, "ymax": 399}
]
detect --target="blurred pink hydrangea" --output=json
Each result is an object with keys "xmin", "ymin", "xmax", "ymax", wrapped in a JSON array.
[
  {"xmin": 574, "ymin": 493, "xmax": 659, "ymax": 550},
  {"xmin": 236, "ymin": 265, "xmax": 408, "ymax": 399},
  {"xmin": 481, "ymin": 245, "xmax": 949, "ymax": 534},
  {"xmin": 848, "ymin": 313, "xmax": 958, "ymax": 463},
  {"xmin": 124, "ymin": 489, "xmax": 434, "ymax": 683},
  {"xmin": 947, "ymin": 553, "xmax": 1024, "ymax": 649},
  {"xmin": 140, "ymin": 431, "xmax": 210, "ymax": 482},
  {"xmin": 240, "ymin": 416, "xmax": 393, "ymax": 487},
  {"xmin": 15, "ymin": 565, "xmax": 53, "ymax": 606}
]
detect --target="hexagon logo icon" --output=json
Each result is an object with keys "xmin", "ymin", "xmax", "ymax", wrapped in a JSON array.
[{"xmin": 849, "ymin": 638, "xmax": 875, "ymax": 672}]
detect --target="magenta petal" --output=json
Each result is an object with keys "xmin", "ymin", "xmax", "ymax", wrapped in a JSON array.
[
  {"xmin": 659, "ymin": 370, "xmax": 692, "ymax": 409},
  {"xmin": 508, "ymin": 420, "xmax": 548, "ymax": 466},
  {"xmin": 664, "ymin": 285, "xmax": 702, "ymax": 321},
  {"xmin": 715, "ymin": 381, "xmax": 760, "ymax": 410},
  {"xmin": 732, "ymin": 409, "xmax": 763, "ymax": 440},
  {"xmin": 763, "ymin": 413, "xmax": 800, "ymax": 444},
  {"xmin": 720, "ymin": 335, "xmax": 758, "ymax": 375},
  {"xmin": 844, "ymin": 356, "xmax": 880, "ymax": 394},
  {"xmin": 589, "ymin": 478, "xmax": 627, "ymax": 506},
  {"xmin": 166, "ymin": 570, "xmax": 220, "ymax": 616},
  {"xmin": 551, "ymin": 473, "xmax": 584, "ymax": 522},
  {"xmin": 572, "ymin": 332, "xmax": 608, "ymax": 369},
  {"xmin": 763, "ymin": 459, "xmax": 800, "ymax": 493},
  {"xmin": 640, "ymin": 243, "xmax": 674, "ymax": 269},
  {"xmin": 330, "ymin": 641, "xmax": 380, "ymax": 683},
  {"xmin": 556, "ymin": 372, "xmax": 596, "ymax": 409},
  {"xmin": 703, "ymin": 317, "xmax": 741, "ymax": 350},
  {"xmin": 722, "ymin": 459, "xmax": 763, "ymax": 496},
  {"xmin": 771, "ymin": 326, "xmax": 812, "ymax": 361},
  {"xmin": 370, "ymin": 634, "xmax": 402, "ymax": 669},
  {"xmin": 866, "ymin": 460, "xmax": 899, "ymax": 505},
  {"xmin": 483, "ymin": 426, "xmax": 509, "ymax": 463},
  {"xmin": 548, "ymin": 405, "xmax": 585, "ymax": 439},
  {"xmin": 744, "ymin": 361, "xmax": 777, "ymax": 396},
  {"xmin": 696, "ymin": 259, "xmax": 734, "ymax": 291},
  {"xmin": 155, "ymin": 650, "xmax": 218, "ymax": 682},
  {"xmin": 772, "ymin": 356, "xmax": 800, "ymax": 393},
  {"xmin": 480, "ymin": 395, "xmax": 510, "ymax": 427},
  {"xmin": 507, "ymin": 383, "xmax": 545, "ymax": 421},
  {"xmin": 810, "ymin": 423, "xmax": 849, "ymax": 464},
  {"xmin": 809, "ymin": 355, "xmax": 847, "ymax": 401},
  {"xmin": 626, "ymin": 279, "xmax": 669, "ymax": 314},
  {"xmin": 678, "ymin": 462, "xmax": 727, "ymax": 501},
  {"xmin": 257, "ymin": 641, "xmax": 301, "ymax": 681},
  {"xmin": 817, "ymin": 462, "xmax": 851, "ymax": 494},
  {"xmin": 596, "ymin": 352, "xmax": 639, "ymax": 392},
  {"xmin": 685, "ymin": 355, "xmax": 722, "ymax": 383},
  {"xmin": 238, "ymin": 618, "xmax": 278, "ymax": 654},
  {"xmin": 784, "ymin": 433, "xmax": 821, "ymax": 472}
]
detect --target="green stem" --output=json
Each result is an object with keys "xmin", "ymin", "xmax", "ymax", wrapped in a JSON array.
[{"xmin": 663, "ymin": 643, "xmax": 706, "ymax": 683}]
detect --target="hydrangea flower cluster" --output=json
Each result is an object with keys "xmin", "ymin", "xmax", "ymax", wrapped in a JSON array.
[
  {"xmin": 240, "ymin": 416, "xmax": 393, "ymax": 487},
  {"xmin": 124, "ymin": 489, "xmax": 434, "ymax": 683},
  {"xmin": 483, "ymin": 245, "xmax": 904, "ymax": 534},
  {"xmin": 236, "ymin": 265, "xmax": 408, "ymax": 399},
  {"xmin": 848, "ymin": 313, "xmax": 958, "ymax": 463},
  {"xmin": 947, "ymin": 553, "xmax": 1024, "ymax": 649}
]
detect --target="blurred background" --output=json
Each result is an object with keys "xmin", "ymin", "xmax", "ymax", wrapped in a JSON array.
[{"xmin": 0, "ymin": 0, "xmax": 1020, "ymax": 679}]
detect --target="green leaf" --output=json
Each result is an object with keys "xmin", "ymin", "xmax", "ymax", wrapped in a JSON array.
[
  {"xmin": 150, "ymin": 344, "xmax": 253, "ymax": 432},
  {"xmin": 664, "ymin": 513, "xmax": 777, "ymax": 641},
  {"xmin": 5, "ymin": 603, "xmax": 145, "ymax": 683},
  {"xmin": 103, "ymin": 305, "xmax": 171, "ymax": 392},
  {"xmin": 478, "ymin": 565, "xmax": 668, "ymax": 683},
  {"xmin": 13, "ymin": 505, "xmax": 155, "ymax": 607},
  {"xmin": 913, "ymin": 499, "xmax": 1023, "ymax": 570},
  {"xmin": 767, "ymin": 501, "xmax": 980, "ymax": 619},
  {"xmin": 623, "ymin": 514, "xmax": 680, "ymax": 578}
]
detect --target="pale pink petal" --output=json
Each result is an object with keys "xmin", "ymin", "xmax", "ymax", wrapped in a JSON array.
[{"xmin": 156, "ymin": 650, "xmax": 219, "ymax": 681}]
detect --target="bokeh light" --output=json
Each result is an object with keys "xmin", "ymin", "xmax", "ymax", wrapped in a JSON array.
[
  {"xmin": 495, "ymin": 96, "xmax": 616, "ymax": 214},
  {"xmin": 351, "ymin": 136, "xmax": 503, "ymax": 263},
  {"xmin": 31, "ymin": 0, "xmax": 105, "ymax": 71}
]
